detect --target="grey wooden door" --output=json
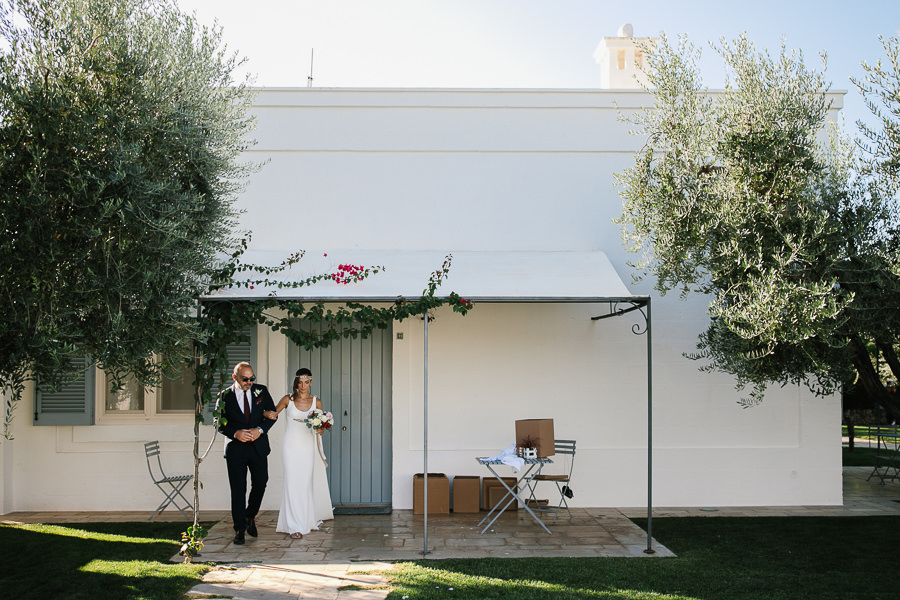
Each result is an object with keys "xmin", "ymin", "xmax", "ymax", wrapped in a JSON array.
[{"xmin": 288, "ymin": 320, "xmax": 393, "ymax": 513}]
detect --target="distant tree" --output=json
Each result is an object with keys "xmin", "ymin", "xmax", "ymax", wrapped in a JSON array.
[
  {"xmin": 0, "ymin": 0, "xmax": 258, "ymax": 436},
  {"xmin": 616, "ymin": 33, "xmax": 900, "ymax": 418},
  {"xmin": 851, "ymin": 34, "xmax": 900, "ymax": 415},
  {"xmin": 856, "ymin": 35, "xmax": 900, "ymax": 189}
]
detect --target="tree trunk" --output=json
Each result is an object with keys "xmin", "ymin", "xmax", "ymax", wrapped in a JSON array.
[
  {"xmin": 193, "ymin": 384, "xmax": 201, "ymax": 531},
  {"xmin": 186, "ymin": 352, "xmax": 203, "ymax": 564},
  {"xmin": 877, "ymin": 339, "xmax": 900, "ymax": 384},
  {"xmin": 849, "ymin": 334, "xmax": 900, "ymax": 422}
]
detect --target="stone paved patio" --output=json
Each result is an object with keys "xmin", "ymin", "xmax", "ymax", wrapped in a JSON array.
[{"xmin": 182, "ymin": 505, "xmax": 668, "ymax": 563}]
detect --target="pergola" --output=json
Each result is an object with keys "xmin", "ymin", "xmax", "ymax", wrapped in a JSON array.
[{"xmin": 209, "ymin": 249, "xmax": 656, "ymax": 554}]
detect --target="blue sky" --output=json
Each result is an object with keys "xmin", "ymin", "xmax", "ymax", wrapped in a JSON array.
[{"xmin": 177, "ymin": 0, "xmax": 898, "ymax": 131}]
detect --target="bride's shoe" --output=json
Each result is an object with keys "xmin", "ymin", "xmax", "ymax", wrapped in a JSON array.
[{"xmin": 290, "ymin": 532, "xmax": 303, "ymax": 539}]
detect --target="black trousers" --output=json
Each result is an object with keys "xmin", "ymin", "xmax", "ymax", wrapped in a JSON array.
[{"xmin": 225, "ymin": 445, "xmax": 268, "ymax": 531}]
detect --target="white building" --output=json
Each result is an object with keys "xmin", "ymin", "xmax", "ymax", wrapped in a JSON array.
[{"xmin": 0, "ymin": 27, "xmax": 844, "ymax": 516}]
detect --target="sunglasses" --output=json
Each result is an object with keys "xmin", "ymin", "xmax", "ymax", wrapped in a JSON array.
[{"xmin": 240, "ymin": 376, "xmax": 256, "ymax": 383}]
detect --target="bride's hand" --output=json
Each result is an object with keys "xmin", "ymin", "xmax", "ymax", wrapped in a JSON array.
[{"xmin": 263, "ymin": 410, "xmax": 278, "ymax": 420}]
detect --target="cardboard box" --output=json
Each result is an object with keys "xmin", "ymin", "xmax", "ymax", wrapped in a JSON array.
[
  {"xmin": 482, "ymin": 476, "xmax": 517, "ymax": 510},
  {"xmin": 452, "ymin": 476, "xmax": 481, "ymax": 513},
  {"xmin": 515, "ymin": 419, "xmax": 555, "ymax": 457},
  {"xmin": 488, "ymin": 485, "xmax": 518, "ymax": 511},
  {"xmin": 413, "ymin": 473, "xmax": 449, "ymax": 515}
]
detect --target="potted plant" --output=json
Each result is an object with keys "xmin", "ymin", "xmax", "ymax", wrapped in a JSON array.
[
  {"xmin": 179, "ymin": 524, "xmax": 208, "ymax": 563},
  {"xmin": 518, "ymin": 435, "xmax": 539, "ymax": 459}
]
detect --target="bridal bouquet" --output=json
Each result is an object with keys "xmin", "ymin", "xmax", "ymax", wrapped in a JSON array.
[{"xmin": 298, "ymin": 408, "xmax": 334, "ymax": 433}]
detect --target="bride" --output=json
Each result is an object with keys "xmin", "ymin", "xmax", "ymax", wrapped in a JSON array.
[{"xmin": 264, "ymin": 368, "xmax": 333, "ymax": 538}]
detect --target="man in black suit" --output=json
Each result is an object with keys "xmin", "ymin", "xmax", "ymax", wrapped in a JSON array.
[{"xmin": 216, "ymin": 361, "xmax": 277, "ymax": 545}]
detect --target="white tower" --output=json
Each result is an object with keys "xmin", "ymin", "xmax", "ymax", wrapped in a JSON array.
[{"xmin": 593, "ymin": 23, "xmax": 658, "ymax": 89}]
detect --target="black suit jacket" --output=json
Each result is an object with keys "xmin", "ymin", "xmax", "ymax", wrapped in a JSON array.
[{"xmin": 216, "ymin": 383, "xmax": 277, "ymax": 459}]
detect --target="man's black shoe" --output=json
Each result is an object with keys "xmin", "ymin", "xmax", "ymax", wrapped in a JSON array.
[
  {"xmin": 246, "ymin": 517, "xmax": 258, "ymax": 537},
  {"xmin": 233, "ymin": 530, "xmax": 245, "ymax": 545}
]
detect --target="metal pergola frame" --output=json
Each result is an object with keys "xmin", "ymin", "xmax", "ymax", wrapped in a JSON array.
[{"xmin": 204, "ymin": 289, "xmax": 655, "ymax": 556}]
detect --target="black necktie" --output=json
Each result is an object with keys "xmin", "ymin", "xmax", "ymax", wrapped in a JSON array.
[{"xmin": 243, "ymin": 391, "xmax": 250, "ymax": 422}]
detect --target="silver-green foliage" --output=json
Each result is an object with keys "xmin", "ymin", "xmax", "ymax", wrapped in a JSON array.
[
  {"xmin": 0, "ymin": 0, "xmax": 257, "ymax": 431},
  {"xmin": 616, "ymin": 34, "xmax": 900, "ymax": 409},
  {"xmin": 856, "ymin": 35, "xmax": 900, "ymax": 198}
]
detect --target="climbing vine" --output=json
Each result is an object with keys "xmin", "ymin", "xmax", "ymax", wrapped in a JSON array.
[{"xmin": 181, "ymin": 245, "xmax": 472, "ymax": 549}]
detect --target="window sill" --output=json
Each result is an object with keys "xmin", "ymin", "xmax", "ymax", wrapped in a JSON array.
[{"xmin": 94, "ymin": 412, "xmax": 194, "ymax": 426}]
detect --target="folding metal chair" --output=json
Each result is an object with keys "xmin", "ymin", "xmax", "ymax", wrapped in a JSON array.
[
  {"xmin": 525, "ymin": 439, "xmax": 576, "ymax": 522},
  {"xmin": 144, "ymin": 441, "xmax": 193, "ymax": 520}
]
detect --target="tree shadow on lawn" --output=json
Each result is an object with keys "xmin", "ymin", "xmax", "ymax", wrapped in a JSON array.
[
  {"xmin": 389, "ymin": 516, "xmax": 900, "ymax": 600},
  {"xmin": 0, "ymin": 522, "xmax": 206, "ymax": 600}
]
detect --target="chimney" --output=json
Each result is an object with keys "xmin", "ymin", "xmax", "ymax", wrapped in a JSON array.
[{"xmin": 593, "ymin": 24, "xmax": 658, "ymax": 89}]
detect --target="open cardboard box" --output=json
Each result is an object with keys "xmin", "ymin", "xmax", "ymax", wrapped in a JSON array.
[
  {"xmin": 482, "ymin": 476, "xmax": 517, "ymax": 510},
  {"xmin": 413, "ymin": 473, "xmax": 450, "ymax": 514},
  {"xmin": 515, "ymin": 419, "xmax": 555, "ymax": 457},
  {"xmin": 452, "ymin": 475, "xmax": 481, "ymax": 513}
]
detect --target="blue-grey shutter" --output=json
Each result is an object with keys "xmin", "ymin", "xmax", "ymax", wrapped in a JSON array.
[
  {"xmin": 202, "ymin": 326, "xmax": 257, "ymax": 425},
  {"xmin": 224, "ymin": 326, "xmax": 257, "ymax": 372},
  {"xmin": 34, "ymin": 357, "xmax": 95, "ymax": 426}
]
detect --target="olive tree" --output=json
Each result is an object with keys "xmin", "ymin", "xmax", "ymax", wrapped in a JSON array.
[
  {"xmin": 0, "ymin": 0, "xmax": 257, "ymax": 436},
  {"xmin": 616, "ymin": 34, "xmax": 900, "ymax": 418}
]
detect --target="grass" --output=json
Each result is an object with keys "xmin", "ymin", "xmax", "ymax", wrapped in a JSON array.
[
  {"xmin": 5, "ymin": 515, "xmax": 899, "ymax": 600},
  {"xmin": 843, "ymin": 444, "xmax": 880, "ymax": 466},
  {"xmin": 0, "ymin": 521, "xmax": 211, "ymax": 600},
  {"xmin": 842, "ymin": 424, "xmax": 896, "ymax": 441},
  {"xmin": 386, "ymin": 516, "xmax": 900, "ymax": 600},
  {"xmin": 843, "ymin": 423, "xmax": 898, "ymax": 466}
]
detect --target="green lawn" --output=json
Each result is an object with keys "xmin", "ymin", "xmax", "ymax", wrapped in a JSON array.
[
  {"xmin": 842, "ymin": 424, "xmax": 893, "ymax": 441},
  {"xmin": 4, "ymin": 517, "xmax": 899, "ymax": 600},
  {"xmin": 843, "ymin": 444, "xmax": 880, "ymax": 466},
  {"xmin": 0, "ymin": 521, "xmax": 210, "ymax": 600},
  {"xmin": 386, "ymin": 516, "xmax": 900, "ymax": 600}
]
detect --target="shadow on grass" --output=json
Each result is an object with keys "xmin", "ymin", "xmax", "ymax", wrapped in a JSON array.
[
  {"xmin": 388, "ymin": 516, "xmax": 900, "ymax": 600},
  {"xmin": 0, "ymin": 522, "xmax": 209, "ymax": 600}
]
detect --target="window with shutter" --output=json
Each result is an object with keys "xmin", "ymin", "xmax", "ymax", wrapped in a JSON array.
[
  {"xmin": 213, "ymin": 326, "xmax": 257, "ymax": 389},
  {"xmin": 32, "ymin": 327, "xmax": 257, "ymax": 426},
  {"xmin": 223, "ymin": 327, "xmax": 256, "ymax": 373},
  {"xmin": 34, "ymin": 357, "xmax": 95, "ymax": 426},
  {"xmin": 202, "ymin": 327, "xmax": 257, "ymax": 425}
]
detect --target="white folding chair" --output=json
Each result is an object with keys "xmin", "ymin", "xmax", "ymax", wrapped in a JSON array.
[
  {"xmin": 144, "ymin": 441, "xmax": 193, "ymax": 520},
  {"xmin": 525, "ymin": 439, "xmax": 576, "ymax": 522}
]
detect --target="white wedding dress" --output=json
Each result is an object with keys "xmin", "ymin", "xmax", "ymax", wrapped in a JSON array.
[{"xmin": 276, "ymin": 397, "xmax": 334, "ymax": 536}]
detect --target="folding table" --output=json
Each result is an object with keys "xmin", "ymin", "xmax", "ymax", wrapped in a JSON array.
[{"xmin": 476, "ymin": 456, "xmax": 553, "ymax": 534}]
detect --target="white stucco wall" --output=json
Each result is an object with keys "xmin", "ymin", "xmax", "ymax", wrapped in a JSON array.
[
  {"xmin": 0, "ymin": 87, "xmax": 844, "ymax": 514},
  {"xmin": 390, "ymin": 300, "xmax": 841, "ymax": 509}
]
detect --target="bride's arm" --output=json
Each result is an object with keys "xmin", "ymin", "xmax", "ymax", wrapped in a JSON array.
[{"xmin": 263, "ymin": 395, "xmax": 290, "ymax": 420}]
